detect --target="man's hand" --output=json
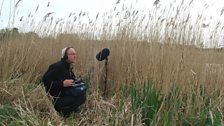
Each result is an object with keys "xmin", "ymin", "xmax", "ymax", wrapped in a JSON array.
[{"xmin": 63, "ymin": 79, "xmax": 74, "ymax": 87}]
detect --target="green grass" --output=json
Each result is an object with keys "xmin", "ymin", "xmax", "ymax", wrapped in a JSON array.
[
  {"xmin": 0, "ymin": 104, "xmax": 19, "ymax": 126},
  {"xmin": 0, "ymin": 79, "xmax": 223, "ymax": 125},
  {"xmin": 128, "ymin": 81, "xmax": 223, "ymax": 125}
]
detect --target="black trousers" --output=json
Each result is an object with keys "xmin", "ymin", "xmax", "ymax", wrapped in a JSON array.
[{"xmin": 54, "ymin": 94, "xmax": 86, "ymax": 117}]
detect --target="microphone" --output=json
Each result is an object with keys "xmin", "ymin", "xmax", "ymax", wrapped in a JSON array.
[{"xmin": 96, "ymin": 48, "xmax": 110, "ymax": 61}]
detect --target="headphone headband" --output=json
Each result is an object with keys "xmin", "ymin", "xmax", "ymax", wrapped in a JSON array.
[{"xmin": 63, "ymin": 47, "xmax": 73, "ymax": 60}]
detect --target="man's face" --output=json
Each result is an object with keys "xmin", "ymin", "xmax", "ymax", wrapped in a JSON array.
[{"xmin": 66, "ymin": 48, "xmax": 77, "ymax": 63}]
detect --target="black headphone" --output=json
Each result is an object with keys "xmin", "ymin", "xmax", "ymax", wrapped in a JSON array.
[{"xmin": 63, "ymin": 47, "xmax": 73, "ymax": 60}]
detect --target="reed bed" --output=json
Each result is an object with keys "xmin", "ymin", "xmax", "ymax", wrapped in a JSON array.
[{"xmin": 0, "ymin": 0, "xmax": 224, "ymax": 125}]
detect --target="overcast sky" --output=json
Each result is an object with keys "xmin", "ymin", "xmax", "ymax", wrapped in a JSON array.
[
  {"xmin": 0, "ymin": 0, "xmax": 117, "ymax": 29},
  {"xmin": 0, "ymin": 0, "xmax": 224, "ymax": 30}
]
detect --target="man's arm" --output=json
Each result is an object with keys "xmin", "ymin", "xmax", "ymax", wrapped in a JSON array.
[{"xmin": 42, "ymin": 64, "xmax": 64, "ymax": 91}]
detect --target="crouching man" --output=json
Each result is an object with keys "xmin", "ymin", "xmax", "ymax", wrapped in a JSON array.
[{"xmin": 42, "ymin": 47, "xmax": 86, "ymax": 117}]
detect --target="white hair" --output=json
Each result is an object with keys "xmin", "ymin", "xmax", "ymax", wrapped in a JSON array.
[{"xmin": 61, "ymin": 47, "xmax": 67, "ymax": 58}]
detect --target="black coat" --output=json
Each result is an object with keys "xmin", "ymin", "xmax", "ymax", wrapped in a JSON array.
[{"xmin": 42, "ymin": 59, "xmax": 76, "ymax": 98}]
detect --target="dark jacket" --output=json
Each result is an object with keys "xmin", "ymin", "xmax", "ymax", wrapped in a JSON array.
[{"xmin": 42, "ymin": 59, "xmax": 76, "ymax": 98}]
